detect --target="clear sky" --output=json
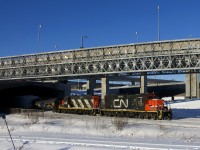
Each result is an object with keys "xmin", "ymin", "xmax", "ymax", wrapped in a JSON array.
[
  {"xmin": 1, "ymin": 0, "xmax": 200, "ymax": 56},
  {"xmin": 0, "ymin": 0, "xmax": 199, "ymax": 81}
]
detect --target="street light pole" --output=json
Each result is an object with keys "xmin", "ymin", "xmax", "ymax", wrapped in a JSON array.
[
  {"xmin": 158, "ymin": 5, "xmax": 160, "ymax": 41},
  {"xmin": 54, "ymin": 45, "xmax": 57, "ymax": 50},
  {"xmin": 1, "ymin": 114, "xmax": 15, "ymax": 150},
  {"xmin": 38, "ymin": 25, "xmax": 42, "ymax": 53},
  {"xmin": 80, "ymin": 36, "xmax": 87, "ymax": 49},
  {"xmin": 136, "ymin": 32, "xmax": 138, "ymax": 43}
]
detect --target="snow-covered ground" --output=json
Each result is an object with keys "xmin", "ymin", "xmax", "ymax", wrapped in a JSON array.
[{"xmin": 0, "ymin": 99, "xmax": 200, "ymax": 150}]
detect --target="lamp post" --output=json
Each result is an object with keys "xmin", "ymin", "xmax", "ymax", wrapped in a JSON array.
[
  {"xmin": 38, "ymin": 25, "xmax": 42, "ymax": 53},
  {"xmin": 54, "ymin": 45, "xmax": 57, "ymax": 50},
  {"xmin": 158, "ymin": 5, "xmax": 160, "ymax": 41},
  {"xmin": 80, "ymin": 36, "xmax": 87, "ymax": 49},
  {"xmin": 136, "ymin": 32, "xmax": 138, "ymax": 43},
  {"xmin": 1, "ymin": 114, "xmax": 15, "ymax": 149}
]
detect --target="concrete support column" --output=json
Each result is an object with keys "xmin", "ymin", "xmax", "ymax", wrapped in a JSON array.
[
  {"xmin": 57, "ymin": 80, "xmax": 71, "ymax": 98},
  {"xmin": 131, "ymin": 81, "xmax": 136, "ymax": 86},
  {"xmin": 185, "ymin": 73, "xmax": 199, "ymax": 99},
  {"xmin": 140, "ymin": 72, "xmax": 147, "ymax": 94},
  {"xmin": 61, "ymin": 80, "xmax": 71, "ymax": 97},
  {"xmin": 101, "ymin": 77, "xmax": 109, "ymax": 105},
  {"xmin": 86, "ymin": 78, "xmax": 96, "ymax": 95}
]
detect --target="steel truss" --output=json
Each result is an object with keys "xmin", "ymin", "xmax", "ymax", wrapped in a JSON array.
[{"xmin": 0, "ymin": 39, "xmax": 200, "ymax": 80}]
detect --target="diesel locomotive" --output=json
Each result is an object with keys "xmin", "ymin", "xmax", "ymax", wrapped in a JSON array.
[{"xmin": 35, "ymin": 93, "xmax": 172, "ymax": 120}]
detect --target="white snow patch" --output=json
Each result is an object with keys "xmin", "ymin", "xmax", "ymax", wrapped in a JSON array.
[{"xmin": 0, "ymin": 99, "xmax": 200, "ymax": 149}]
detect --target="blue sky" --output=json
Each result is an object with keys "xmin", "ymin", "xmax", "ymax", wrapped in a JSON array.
[
  {"xmin": 0, "ymin": 0, "xmax": 199, "ymax": 81},
  {"xmin": 1, "ymin": 0, "xmax": 200, "ymax": 56}
]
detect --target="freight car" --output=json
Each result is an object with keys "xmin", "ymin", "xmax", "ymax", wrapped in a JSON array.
[{"xmin": 52, "ymin": 93, "xmax": 172, "ymax": 120}]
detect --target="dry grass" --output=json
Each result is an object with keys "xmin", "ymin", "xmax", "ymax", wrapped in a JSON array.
[{"xmin": 111, "ymin": 117, "xmax": 128, "ymax": 131}]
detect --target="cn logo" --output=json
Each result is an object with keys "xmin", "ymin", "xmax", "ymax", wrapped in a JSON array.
[{"xmin": 113, "ymin": 99, "xmax": 128, "ymax": 108}]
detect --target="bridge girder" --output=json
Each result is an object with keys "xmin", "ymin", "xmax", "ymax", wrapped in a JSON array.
[{"xmin": 0, "ymin": 39, "xmax": 200, "ymax": 80}]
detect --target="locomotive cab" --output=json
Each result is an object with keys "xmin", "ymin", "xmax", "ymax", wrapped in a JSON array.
[
  {"xmin": 145, "ymin": 99, "xmax": 165, "ymax": 111},
  {"xmin": 144, "ymin": 93, "xmax": 172, "ymax": 119}
]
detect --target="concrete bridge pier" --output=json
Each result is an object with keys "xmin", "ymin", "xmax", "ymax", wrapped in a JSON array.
[
  {"xmin": 185, "ymin": 73, "xmax": 199, "ymax": 99},
  {"xmin": 86, "ymin": 78, "xmax": 96, "ymax": 95},
  {"xmin": 131, "ymin": 81, "xmax": 136, "ymax": 86},
  {"xmin": 59, "ymin": 81, "xmax": 71, "ymax": 97},
  {"xmin": 140, "ymin": 72, "xmax": 147, "ymax": 94},
  {"xmin": 101, "ymin": 77, "xmax": 109, "ymax": 105}
]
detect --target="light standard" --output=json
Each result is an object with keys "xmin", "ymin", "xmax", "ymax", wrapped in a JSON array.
[
  {"xmin": 158, "ymin": 5, "xmax": 160, "ymax": 41},
  {"xmin": 1, "ymin": 114, "xmax": 15, "ymax": 149},
  {"xmin": 54, "ymin": 45, "xmax": 57, "ymax": 50},
  {"xmin": 38, "ymin": 25, "xmax": 42, "ymax": 53},
  {"xmin": 136, "ymin": 32, "xmax": 138, "ymax": 43},
  {"xmin": 80, "ymin": 36, "xmax": 87, "ymax": 49}
]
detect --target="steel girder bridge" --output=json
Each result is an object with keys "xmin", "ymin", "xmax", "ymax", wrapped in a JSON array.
[{"xmin": 1, "ymin": 39, "xmax": 200, "ymax": 81}]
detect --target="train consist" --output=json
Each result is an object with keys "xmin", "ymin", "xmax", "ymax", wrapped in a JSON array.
[{"xmin": 34, "ymin": 93, "xmax": 172, "ymax": 120}]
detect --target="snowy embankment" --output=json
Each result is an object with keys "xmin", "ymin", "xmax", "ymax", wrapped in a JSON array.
[{"xmin": 0, "ymin": 99, "xmax": 200, "ymax": 150}]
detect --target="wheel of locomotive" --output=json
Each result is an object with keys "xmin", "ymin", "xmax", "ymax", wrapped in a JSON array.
[
  {"xmin": 79, "ymin": 110, "xmax": 82, "ymax": 115},
  {"xmin": 93, "ymin": 111, "xmax": 97, "ymax": 116},
  {"xmin": 109, "ymin": 112, "xmax": 113, "ymax": 117},
  {"xmin": 134, "ymin": 113, "xmax": 138, "ymax": 118},
  {"xmin": 144, "ymin": 113, "xmax": 149, "ymax": 119},
  {"xmin": 164, "ymin": 116, "xmax": 168, "ymax": 120},
  {"xmin": 153, "ymin": 113, "xmax": 158, "ymax": 120},
  {"xmin": 76, "ymin": 110, "xmax": 79, "ymax": 114},
  {"xmin": 114, "ymin": 112, "xmax": 118, "ymax": 117},
  {"xmin": 117, "ymin": 112, "xmax": 121, "ymax": 117},
  {"xmin": 105, "ymin": 112, "xmax": 109, "ymax": 117},
  {"xmin": 99, "ymin": 110, "xmax": 103, "ymax": 116},
  {"xmin": 148, "ymin": 113, "xmax": 152, "ymax": 119},
  {"xmin": 123, "ymin": 112, "xmax": 128, "ymax": 117},
  {"xmin": 138, "ymin": 113, "xmax": 143, "ymax": 119},
  {"xmin": 90, "ymin": 110, "xmax": 95, "ymax": 116},
  {"xmin": 88, "ymin": 111, "xmax": 91, "ymax": 115},
  {"xmin": 128, "ymin": 113, "xmax": 133, "ymax": 118}
]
